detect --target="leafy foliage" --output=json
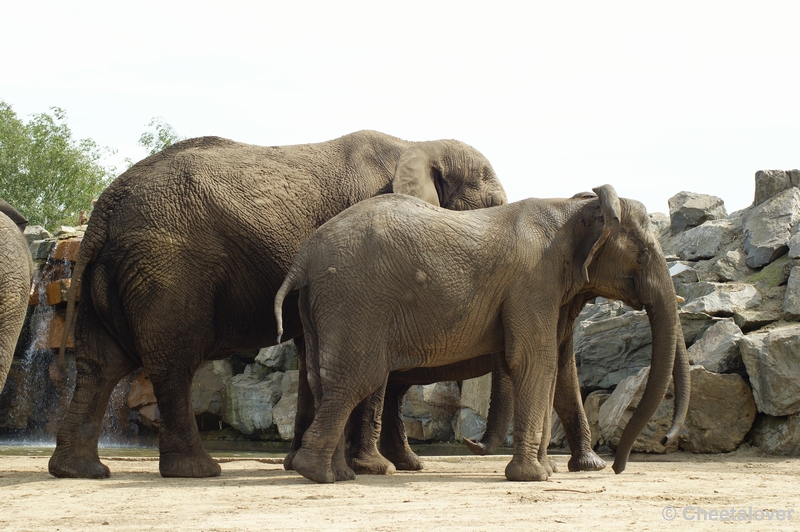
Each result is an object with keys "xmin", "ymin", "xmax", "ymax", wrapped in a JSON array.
[
  {"xmin": 138, "ymin": 117, "xmax": 184, "ymax": 157},
  {"xmin": 0, "ymin": 101, "xmax": 115, "ymax": 230}
]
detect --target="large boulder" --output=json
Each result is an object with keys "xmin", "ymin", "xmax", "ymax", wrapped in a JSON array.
[
  {"xmin": 584, "ymin": 390, "xmax": 612, "ymax": 448},
  {"xmin": 271, "ymin": 370, "xmax": 299, "ymax": 441},
  {"xmin": 742, "ymin": 187, "xmax": 800, "ymax": 268},
  {"xmin": 598, "ymin": 365, "xmax": 756, "ymax": 454},
  {"xmin": 222, "ymin": 367, "xmax": 284, "ymax": 436},
  {"xmin": 782, "ymin": 266, "xmax": 800, "ymax": 320},
  {"xmin": 668, "ymin": 191, "xmax": 727, "ymax": 235},
  {"xmin": 686, "ymin": 319, "xmax": 744, "ymax": 374},
  {"xmin": 680, "ymin": 282, "xmax": 761, "ymax": 316},
  {"xmin": 255, "ymin": 340, "xmax": 298, "ymax": 372},
  {"xmin": 740, "ymin": 325, "xmax": 800, "ymax": 416},
  {"xmin": 574, "ymin": 301, "xmax": 653, "ymax": 389},
  {"xmin": 598, "ymin": 366, "xmax": 679, "ymax": 453},
  {"xmin": 753, "ymin": 169, "xmax": 800, "ymax": 206},
  {"xmin": 403, "ymin": 381, "xmax": 460, "ymax": 442},
  {"xmin": 749, "ymin": 414, "xmax": 800, "ymax": 455},
  {"xmin": 678, "ymin": 219, "xmax": 739, "ymax": 261},
  {"xmin": 454, "ymin": 374, "xmax": 490, "ymax": 442},
  {"xmin": 191, "ymin": 360, "xmax": 233, "ymax": 416}
]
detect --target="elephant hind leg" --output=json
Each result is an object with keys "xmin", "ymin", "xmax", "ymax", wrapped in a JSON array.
[
  {"xmin": 49, "ymin": 318, "xmax": 136, "ymax": 479},
  {"xmin": 346, "ymin": 383, "xmax": 397, "ymax": 475},
  {"xmin": 150, "ymin": 367, "xmax": 221, "ymax": 478},
  {"xmin": 294, "ymin": 357, "xmax": 387, "ymax": 483},
  {"xmin": 377, "ymin": 382, "xmax": 424, "ymax": 471}
]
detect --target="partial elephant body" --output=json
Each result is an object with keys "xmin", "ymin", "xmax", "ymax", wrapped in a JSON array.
[
  {"xmin": 275, "ymin": 187, "xmax": 690, "ymax": 483},
  {"xmin": 0, "ymin": 207, "xmax": 33, "ymax": 392},
  {"xmin": 48, "ymin": 130, "xmax": 507, "ymax": 479}
]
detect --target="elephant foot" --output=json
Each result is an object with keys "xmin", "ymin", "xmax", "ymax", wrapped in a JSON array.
[
  {"xmin": 568, "ymin": 450, "xmax": 606, "ymax": 472},
  {"xmin": 159, "ymin": 450, "xmax": 221, "ymax": 478},
  {"xmin": 380, "ymin": 445, "xmax": 425, "ymax": 471},
  {"xmin": 49, "ymin": 448, "xmax": 110, "ymax": 479},
  {"xmin": 293, "ymin": 448, "xmax": 335, "ymax": 484},
  {"xmin": 347, "ymin": 450, "xmax": 396, "ymax": 476},
  {"xmin": 545, "ymin": 456, "xmax": 559, "ymax": 475},
  {"xmin": 505, "ymin": 457, "xmax": 550, "ymax": 482},
  {"xmin": 463, "ymin": 437, "xmax": 491, "ymax": 456}
]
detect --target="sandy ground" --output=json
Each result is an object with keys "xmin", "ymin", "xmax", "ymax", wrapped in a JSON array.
[{"xmin": 1, "ymin": 448, "xmax": 798, "ymax": 531}]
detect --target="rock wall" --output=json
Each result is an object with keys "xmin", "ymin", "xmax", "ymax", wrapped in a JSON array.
[{"xmin": 2, "ymin": 169, "xmax": 800, "ymax": 457}]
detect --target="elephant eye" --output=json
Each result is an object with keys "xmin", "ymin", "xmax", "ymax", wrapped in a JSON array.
[{"xmin": 637, "ymin": 249, "xmax": 650, "ymax": 267}]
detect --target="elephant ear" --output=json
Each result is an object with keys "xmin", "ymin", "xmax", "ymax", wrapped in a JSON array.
[
  {"xmin": 582, "ymin": 184, "xmax": 621, "ymax": 283},
  {"xmin": 391, "ymin": 145, "xmax": 441, "ymax": 206}
]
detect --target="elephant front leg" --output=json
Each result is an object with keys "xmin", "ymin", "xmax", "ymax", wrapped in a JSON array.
[
  {"xmin": 150, "ymin": 370, "xmax": 221, "ymax": 478},
  {"xmin": 346, "ymin": 384, "xmax": 397, "ymax": 475},
  {"xmin": 504, "ymin": 342, "xmax": 558, "ymax": 482},
  {"xmin": 554, "ymin": 331, "xmax": 606, "ymax": 472}
]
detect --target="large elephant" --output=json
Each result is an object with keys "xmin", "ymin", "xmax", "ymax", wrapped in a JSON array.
[
  {"xmin": 48, "ymin": 130, "xmax": 508, "ymax": 479},
  {"xmin": 274, "ymin": 185, "xmax": 690, "ymax": 483},
  {"xmin": 0, "ymin": 200, "xmax": 33, "ymax": 393}
]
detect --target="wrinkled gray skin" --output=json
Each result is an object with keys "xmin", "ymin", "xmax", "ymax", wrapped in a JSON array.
[
  {"xmin": 47, "ymin": 130, "xmax": 508, "ymax": 479},
  {"xmin": 0, "ymin": 200, "xmax": 33, "ymax": 393},
  {"xmin": 275, "ymin": 185, "xmax": 690, "ymax": 483}
]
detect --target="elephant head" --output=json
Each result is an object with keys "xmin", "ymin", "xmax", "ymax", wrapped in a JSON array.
[
  {"xmin": 577, "ymin": 185, "xmax": 690, "ymax": 474},
  {"xmin": 392, "ymin": 139, "xmax": 507, "ymax": 210}
]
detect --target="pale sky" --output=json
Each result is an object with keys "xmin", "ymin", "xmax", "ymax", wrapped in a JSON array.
[{"xmin": 2, "ymin": 1, "xmax": 798, "ymax": 215}]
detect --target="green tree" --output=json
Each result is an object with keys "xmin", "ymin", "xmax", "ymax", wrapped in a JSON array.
[
  {"xmin": 0, "ymin": 101, "xmax": 115, "ymax": 230},
  {"xmin": 138, "ymin": 117, "xmax": 184, "ymax": 156}
]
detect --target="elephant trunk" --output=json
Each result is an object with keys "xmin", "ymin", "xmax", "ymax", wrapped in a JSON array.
[
  {"xmin": 612, "ymin": 265, "xmax": 683, "ymax": 474},
  {"xmin": 661, "ymin": 326, "xmax": 690, "ymax": 446}
]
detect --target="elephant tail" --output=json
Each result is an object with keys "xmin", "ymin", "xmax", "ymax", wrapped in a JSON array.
[
  {"xmin": 274, "ymin": 265, "xmax": 305, "ymax": 344},
  {"xmin": 57, "ymin": 217, "xmax": 107, "ymax": 369}
]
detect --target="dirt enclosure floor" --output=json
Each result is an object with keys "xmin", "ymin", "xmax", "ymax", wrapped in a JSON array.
[{"xmin": 1, "ymin": 448, "xmax": 798, "ymax": 531}]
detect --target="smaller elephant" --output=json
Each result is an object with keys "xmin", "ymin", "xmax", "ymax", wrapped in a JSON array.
[
  {"xmin": 275, "ymin": 185, "xmax": 689, "ymax": 483},
  {"xmin": 0, "ymin": 200, "xmax": 33, "ymax": 392}
]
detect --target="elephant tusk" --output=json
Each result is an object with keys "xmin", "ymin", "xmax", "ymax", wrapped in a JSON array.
[{"xmin": 676, "ymin": 295, "xmax": 685, "ymax": 304}]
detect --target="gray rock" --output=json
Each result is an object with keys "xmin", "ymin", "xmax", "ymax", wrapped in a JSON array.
[
  {"xmin": 669, "ymin": 262, "xmax": 699, "ymax": 295},
  {"xmin": 574, "ymin": 304, "xmax": 653, "ymax": 389},
  {"xmin": 679, "ymin": 312, "xmax": 722, "ymax": 345},
  {"xmin": 255, "ymin": 340, "xmax": 298, "ymax": 371},
  {"xmin": 782, "ymin": 266, "xmax": 800, "ymax": 320},
  {"xmin": 29, "ymin": 240, "xmax": 55, "ymax": 260},
  {"xmin": 749, "ymin": 413, "xmax": 800, "ymax": 455},
  {"xmin": 281, "ymin": 370, "xmax": 299, "ymax": 396},
  {"xmin": 753, "ymin": 169, "xmax": 800, "ymax": 206},
  {"xmin": 687, "ymin": 319, "xmax": 744, "ymax": 374},
  {"xmin": 598, "ymin": 366, "xmax": 679, "ymax": 453},
  {"xmin": 649, "ymin": 212, "xmax": 670, "ymax": 236},
  {"xmin": 191, "ymin": 360, "xmax": 233, "ymax": 416},
  {"xmin": 23, "ymin": 225, "xmax": 51, "ymax": 244},
  {"xmin": 732, "ymin": 309, "xmax": 781, "ymax": 332},
  {"xmin": 740, "ymin": 325, "xmax": 800, "ymax": 416},
  {"xmin": 599, "ymin": 365, "xmax": 756, "ymax": 454},
  {"xmin": 584, "ymin": 390, "xmax": 612, "ymax": 448},
  {"xmin": 679, "ymin": 219, "xmax": 738, "ymax": 261},
  {"xmin": 222, "ymin": 370, "xmax": 283, "ymax": 435},
  {"xmin": 402, "ymin": 382, "xmax": 460, "ymax": 442},
  {"xmin": 678, "ymin": 368, "xmax": 756, "ymax": 453},
  {"xmin": 454, "ymin": 375, "xmax": 490, "ymax": 442},
  {"xmin": 453, "ymin": 408, "xmax": 485, "ymax": 442},
  {"xmin": 668, "ymin": 191, "xmax": 727, "ymax": 235},
  {"xmin": 742, "ymin": 187, "xmax": 800, "ymax": 268},
  {"xmin": 701, "ymin": 249, "xmax": 755, "ymax": 282},
  {"xmin": 271, "ymin": 392, "xmax": 297, "ymax": 441},
  {"xmin": 680, "ymin": 282, "xmax": 761, "ymax": 316},
  {"xmin": 789, "ymin": 233, "xmax": 800, "ymax": 260}
]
